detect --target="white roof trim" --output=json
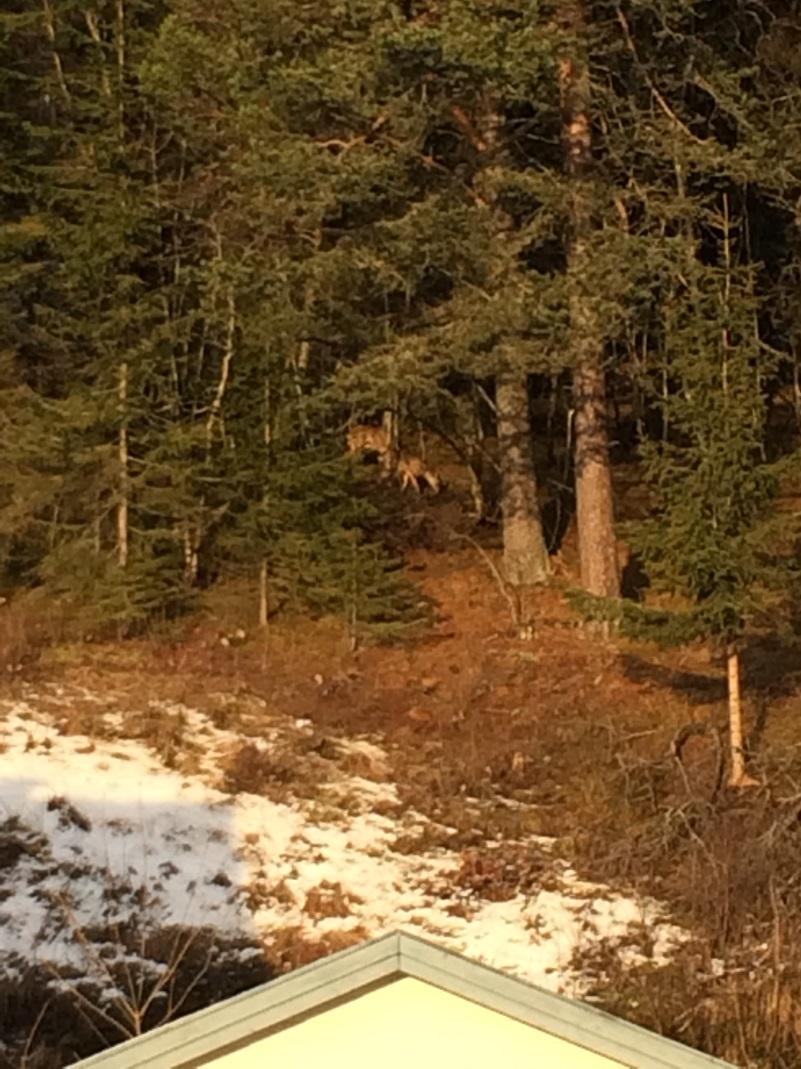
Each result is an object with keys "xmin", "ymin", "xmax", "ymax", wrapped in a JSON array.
[{"xmin": 70, "ymin": 930, "xmax": 737, "ymax": 1068}]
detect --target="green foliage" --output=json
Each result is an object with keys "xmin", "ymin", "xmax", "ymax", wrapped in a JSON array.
[
  {"xmin": 2, "ymin": 0, "xmax": 801, "ymax": 649},
  {"xmin": 634, "ymin": 256, "xmax": 789, "ymax": 642},
  {"xmin": 565, "ymin": 589, "xmax": 703, "ymax": 646},
  {"xmin": 297, "ymin": 527, "xmax": 433, "ymax": 645},
  {"xmin": 38, "ymin": 544, "xmax": 195, "ymax": 637},
  {"xmin": 216, "ymin": 447, "xmax": 432, "ymax": 642}
]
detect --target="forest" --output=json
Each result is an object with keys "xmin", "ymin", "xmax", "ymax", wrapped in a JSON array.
[
  {"xmin": 6, "ymin": 0, "xmax": 801, "ymax": 769},
  {"xmin": 4, "ymin": 0, "xmax": 801, "ymax": 1065}
]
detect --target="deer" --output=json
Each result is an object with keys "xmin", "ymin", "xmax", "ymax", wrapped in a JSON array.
[
  {"xmin": 346, "ymin": 422, "xmax": 394, "ymax": 477},
  {"xmin": 397, "ymin": 455, "xmax": 441, "ymax": 494},
  {"xmin": 346, "ymin": 422, "xmax": 441, "ymax": 493},
  {"xmin": 346, "ymin": 423, "xmax": 391, "ymax": 458}
]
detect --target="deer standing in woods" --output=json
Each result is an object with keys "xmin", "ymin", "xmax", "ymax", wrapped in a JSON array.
[
  {"xmin": 346, "ymin": 423, "xmax": 441, "ymax": 493},
  {"xmin": 346, "ymin": 423, "xmax": 391, "ymax": 458},
  {"xmin": 346, "ymin": 422, "xmax": 394, "ymax": 477},
  {"xmin": 396, "ymin": 455, "xmax": 441, "ymax": 494}
]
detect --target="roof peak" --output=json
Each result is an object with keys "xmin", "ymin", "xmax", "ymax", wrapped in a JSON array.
[{"xmin": 72, "ymin": 928, "xmax": 736, "ymax": 1069}]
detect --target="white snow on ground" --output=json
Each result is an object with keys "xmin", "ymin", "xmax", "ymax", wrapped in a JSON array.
[{"xmin": 0, "ymin": 688, "xmax": 686, "ymax": 1000}]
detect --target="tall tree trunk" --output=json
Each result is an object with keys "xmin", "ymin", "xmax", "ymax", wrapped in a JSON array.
[
  {"xmin": 114, "ymin": 0, "xmax": 125, "ymax": 140},
  {"xmin": 793, "ymin": 342, "xmax": 801, "ymax": 431},
  {"xmin": 117, "ymin": 362, "xmax": 129, "ymax": 569},
  {"xmin": 559, "ymin": 0, "xmax": 620, "ymax": 598},
  {"xmin": 290, "ymin": 337, "xmax": 311, "ymax": 441},
  {"xmin": 258, "ymin": 559, "xmax": 269, "ymax": 629},
  {"xmin": 470, "ymin": 95, "xmax": 550, "ymax": 588},
  {"xmin": 381, "ymin": 406, "xmax": 398, "ymax": 478},
  {"xmin": 726, "ymin": 644, "xmax": 759, "ymax": 788},
  {"xmin": 84, "ymin": 10, "xmax": 111, "ymax": 99},
  {"xmin": 496, "ymin": 375, "xmax": 550, "ymax": 586},
  {"xmin": 182, "ymin": 524, "xmax": 198, "ymax": 584},
  {"xmin": 205, "ymin": 287, "xmax": 236, "ymax": 448}
]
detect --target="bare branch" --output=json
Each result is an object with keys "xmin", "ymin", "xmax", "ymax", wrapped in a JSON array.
[
  {"xmin": 42, "ymin": 0, "xmax": 71, "ymax": 104},
  {"xmin": 615, "ymin": 5, "xmax": 706, "ymax": 147}
]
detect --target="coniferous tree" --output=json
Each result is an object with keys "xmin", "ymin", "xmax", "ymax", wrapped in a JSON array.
[
  {"xmin": 2, "ymin": 0, "xmax": 801, "ymax": 658},
  {"xmin": 635, "ymin": 230, "xmax": 790, "ymax": 787},
  {"xmin": 558, "ymin": 0, "xmax": 620, "ymax": 599}
]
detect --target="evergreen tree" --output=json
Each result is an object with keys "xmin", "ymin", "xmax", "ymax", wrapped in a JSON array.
[
  {"xmin": 571, "ymin": 226, "xmax": 793, "ymax": 788},
  {"xmin": 558, "ymin": 0, "xmax": 620, "ymax": 598},
  {"xmin": 2, "ymin": 0, "xmax": 801, "ymax": 655},
  {"xmin": 636, "ymin": 231, "xmax": 790, "ymax": 787}
]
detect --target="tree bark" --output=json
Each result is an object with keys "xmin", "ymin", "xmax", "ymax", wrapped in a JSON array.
[
  {"xmin": 471, "ymin": 93, "xmax": 550, "ymax": 587},
  {"xmin": 182, "ymin": 524, "xmax": 199, "ymax": 583},
  {"xmin": 726, "ymin": 644, "xmax": 759, "ymax": 788},
  {"xmin": 258, "ymin": 558, "xmax": 269, "ymax": 629},
  {"xmin": 114, "ymin": 0, "xmax": 125, "ymax": 139},
  {"xmin": 84, "ymin": 9, "xmax": 112, "ymax": 99},
  {"xmin": 496, "ymin": 374, "xmax": 550, "ymax": 586},
  {"xmin": 205, "ymin": 287, "xmax": 236, "ymax": 449},
  {"xmin": 559, "ymin": 0, "xmax": 620, "ymax": 598},
  {"xmin": 381, "ymin": 406, "xmax": 398, "ymax": 477},
  {"xmin": 117, "ymin": 362, "xmax": 129, "ymax": 569}
]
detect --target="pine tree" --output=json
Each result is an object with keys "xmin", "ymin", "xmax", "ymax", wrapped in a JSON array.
[
  {"xmin": 3, "ymin": 0, "xmax": 801, "ymax": 658},
  {"xmin": 558, "ymin": 0, "xmax": 620, "ymax": 599},
  {"xmin": 635, "ymin": 223, "xmax": 792, "ymax": 785}
]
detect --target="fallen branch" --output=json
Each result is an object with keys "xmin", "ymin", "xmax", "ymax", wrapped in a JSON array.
[{"xmin": 449, "ymin": 530, "xmax": 533, "ymax": 636}]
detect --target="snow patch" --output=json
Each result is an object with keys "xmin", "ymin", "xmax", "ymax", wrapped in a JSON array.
[{"xmin": 0, "ymin": 690, "xmax": 687, "ymax": 1001}]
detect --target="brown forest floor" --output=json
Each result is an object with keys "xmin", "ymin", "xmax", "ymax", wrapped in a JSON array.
[{"xmin": 6, "ymin": 481, "xmax": 801, "ymax": 1064}]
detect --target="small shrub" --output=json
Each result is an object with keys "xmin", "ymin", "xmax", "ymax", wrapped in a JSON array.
[{"xmin": 222, "ymin": 743, "xmax": 293, "ymax": 796}]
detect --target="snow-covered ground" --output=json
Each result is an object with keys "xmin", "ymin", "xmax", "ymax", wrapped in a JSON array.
[{"xmin": 0, "ymin": 685, "xmax": 687, "ymax": 1005}]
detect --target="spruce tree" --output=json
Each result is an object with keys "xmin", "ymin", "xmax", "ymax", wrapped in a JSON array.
[
  {"xmin": 3, "ymin": 0, "xmax": 801, "ymax": 656},
  {"xmin": 558, "ymin": 0, "xmax": 620, "ymax": 598},
  {"xmin": 635, "ymin": 228, "xmax": 791, "ymax": 786}
]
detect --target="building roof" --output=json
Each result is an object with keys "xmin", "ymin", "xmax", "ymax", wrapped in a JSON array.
[{"xmin": 72, "ymin": 929, "xmax": 736, "ymax": 1069}]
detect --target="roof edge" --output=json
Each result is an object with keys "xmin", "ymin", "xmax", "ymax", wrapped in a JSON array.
[
  {"xmin": 70, "ymin": 931, "xmax": 403, "ymax": 1068},
  {"xmin": 69, "ymin": 929, "xmax": 736, "ymax": 1069},
  {"xmin": 396, "ymin": 933, "xmax": 734, "ymax": 1069}
]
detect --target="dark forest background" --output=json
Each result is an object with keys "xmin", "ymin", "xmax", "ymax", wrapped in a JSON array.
[{"xmin": 5, "ymin": 0, "xmax": 801, "ymax": 645}]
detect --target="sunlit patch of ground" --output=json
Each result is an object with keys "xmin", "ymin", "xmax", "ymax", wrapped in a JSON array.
[{"xmin": 0, "ymin": 685, "xmax": 686, "ymax": 1012}]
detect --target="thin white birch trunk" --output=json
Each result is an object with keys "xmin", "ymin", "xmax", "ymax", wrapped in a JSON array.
[
  {"xmin": 258, "ymin": 559, "xmax": 269, "ymax": 629},
  {"xmin": 42, "ymin": 0, "xmax": 71, "ymax": 105},
  {"xmin": 205, "ymin": 288, "xmax": 236, "ymax": 449},
  {"xmin": 726, "ymin": 644, "xmax": 758, "ymax": 788},
  {"xmin": 114, "ymin": 0, "xmax": 125, "ymax": 139},
  {"xmin": 381, "ymin": 407, "xmax": 398, "ymax": 477},
  {"xmin": 288, "ymin": 335, "xmax": 310, "ymax": 438},
  {"xmin": 183, "ymin": 525, "xmax": 198, "ymax": 584},
  {"xmin": 83, "ymin": 9, "xmax": 112, "ymax": 99}
]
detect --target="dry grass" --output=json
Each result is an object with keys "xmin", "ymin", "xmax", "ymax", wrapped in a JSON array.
[
  {"xmin": 0, "ymin": 598, "xmax": 53, "ymax": 680},
  {"xmin": 8, "ymin": 543, "xmax": 801, "ymax": 1066},
  {"xmin": 263, "ymin": 925, "xmax": 370, "ymax": 974},
  {"xmin": 0, "ymin": 925, "xmax": 273, "ymax": 1069},
  {"xmin": 221, "ymin": 742, "xmax": 295, "ymax": 796}
]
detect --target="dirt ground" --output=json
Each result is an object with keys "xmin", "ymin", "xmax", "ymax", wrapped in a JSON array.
[
  {"xmin": 22, "ymin": 537, "xmax": 788, "ymax": 872},
  {"xmin": 8, "ymin": 515, "xmax": 801, "ymax": 1066}
]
